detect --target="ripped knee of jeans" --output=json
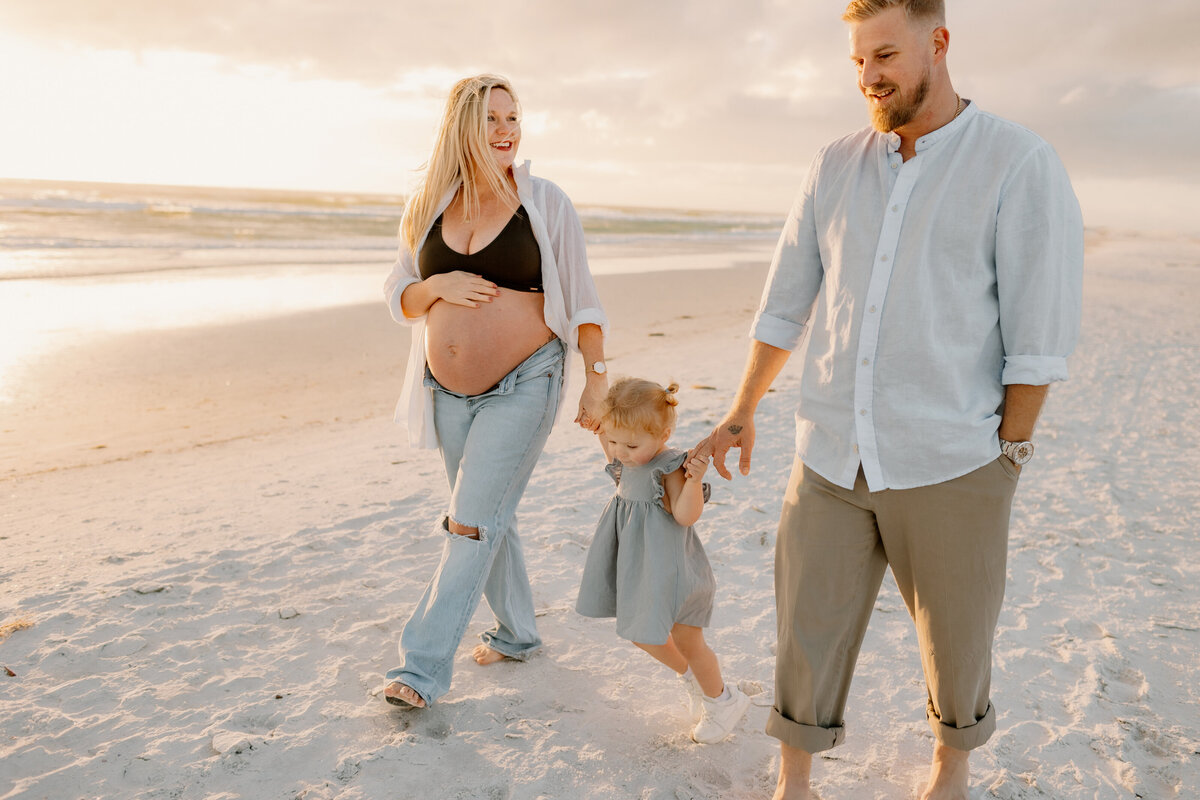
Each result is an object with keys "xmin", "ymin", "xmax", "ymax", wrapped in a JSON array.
[{"xmin": 443, "ymin": 515, "xmax": 488, "ymax": 543}]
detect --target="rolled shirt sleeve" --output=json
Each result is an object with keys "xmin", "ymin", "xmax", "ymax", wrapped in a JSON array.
[
  {"xmin": 383, "ymin": 247, "xmax": 421, "ymax": 325},
  {"xmin": 541, "ymin": 180, "xmax": 608, "ymax": 352},
  {"xmin": 382, "ymin": 186, "xmax": 457, "ymax": 326},
  {"xmin": 751, "ymin": 150, "xmax": 826, "ymax": 351},
  {"xmin": 995, "ymin": 143, "xmax": 1084, "ymax": 385}
]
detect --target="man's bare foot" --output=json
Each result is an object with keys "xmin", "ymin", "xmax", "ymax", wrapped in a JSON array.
[
  {"xmin": 772, "ymin": 776, "xmax": 812, "ymax": 800},
  {"xmin": 772, "ymin": 742, "xmax": 813, "ymax": 800},
  {"xmin": 472, "ymin": 644, "xmax": 512, "ymax": 665},
  {"xmin": 919, "ymin": 743, "xmax": 969, "ymax": 800},
  {"xmin": 383, "ymin": 682, "xmax": 425, "ymax": 708}
]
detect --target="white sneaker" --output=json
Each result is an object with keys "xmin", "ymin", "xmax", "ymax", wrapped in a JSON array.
[
  {"xmin": 691, "ymin": 684, "xmax": 751, "ymax": 744},
  {"xmin": 679, "ymin": 672, "xmax": 704, "ymax": 721}
]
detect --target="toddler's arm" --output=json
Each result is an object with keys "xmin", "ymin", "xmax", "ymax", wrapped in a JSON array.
[
  {"xmin": 596, "ymin": 429, "xmax": 614, "ymax": 462},
  {"xmin": 663, "ymin": 451, "xmax": 709, "ymax": 526}
]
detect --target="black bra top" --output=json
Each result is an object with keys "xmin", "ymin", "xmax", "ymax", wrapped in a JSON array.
[{"xmin": 419, "ymin": 206, "xmax": 543, "ymax": 293}]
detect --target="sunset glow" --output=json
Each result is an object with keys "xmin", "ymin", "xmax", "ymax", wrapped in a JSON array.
[{"xmin": 2, "ymin": 2, "xmax": 1199, "ymax": 229}]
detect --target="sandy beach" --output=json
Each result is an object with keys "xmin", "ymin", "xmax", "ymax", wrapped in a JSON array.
[{"xmin": 2, "ymin": 233, "xmax": 1198, "ymax": 799}]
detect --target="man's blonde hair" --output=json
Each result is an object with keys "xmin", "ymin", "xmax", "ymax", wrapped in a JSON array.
[
  {"xmin": 842, "ymin": 0, "xmax": 945, "ymax": 26},
  {"xmin": 601, "ymin": 378, "xmax": 680, "ymax": 437},
  {"xmin": 400, "ymin": 74, "xmax": 521, "ymax": 254}
]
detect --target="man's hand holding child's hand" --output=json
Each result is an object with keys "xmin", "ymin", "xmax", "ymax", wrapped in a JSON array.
[{"xmin": 684, "ymin": 451, "xmax": 710, "ymax": 481}]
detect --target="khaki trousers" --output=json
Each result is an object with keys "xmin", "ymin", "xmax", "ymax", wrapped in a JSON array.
[{"xmin": 766, "ymin": 456, "xmax": 1020, "ymax": 753}]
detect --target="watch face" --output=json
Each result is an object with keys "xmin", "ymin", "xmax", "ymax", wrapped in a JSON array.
[
  {"xmin": 592, "ymin": 361, "xmax": 607, "ymax": 374},
  {"xmin": 1009, "ymin": 441, "xmax": 1034, "ymax": 465}
]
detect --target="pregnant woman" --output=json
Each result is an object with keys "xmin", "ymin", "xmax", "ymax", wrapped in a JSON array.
[{"xmin": 382, "ymin": 74, "xmax": 609, "ymax": 708}]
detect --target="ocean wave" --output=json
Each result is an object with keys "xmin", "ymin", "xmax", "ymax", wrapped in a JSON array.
[
  {"xmin": 0, "ymin": 236, "xmax": 396, "ymax": 251},
  {"xmin": 0, "ymin": 178, "xmax": 782, "ymax": 280}
]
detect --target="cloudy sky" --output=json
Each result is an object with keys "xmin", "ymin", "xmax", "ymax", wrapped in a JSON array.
[{"xmin": 2, "ymin": 0, "xmax": 1197, "ymax": 232}]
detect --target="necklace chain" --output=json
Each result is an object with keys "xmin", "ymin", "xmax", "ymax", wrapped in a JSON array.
[{"xmin": 952, "ymin": 93, "xmax": 965, "ymax": 121}]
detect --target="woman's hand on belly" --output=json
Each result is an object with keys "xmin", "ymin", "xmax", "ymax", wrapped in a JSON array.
[
  {"xmin": 425, "ymin": 290, "xmax": 556, "ymax": 395},
  {"xmin": 401, "ymin": 271, "xmax": 498, "ymax": 318},
  {"xmin": 429, "ymin": 271, "xmax": 499, "ymax": 308}
]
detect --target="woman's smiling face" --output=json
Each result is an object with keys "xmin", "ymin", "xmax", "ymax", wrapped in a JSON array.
[{"xmin": 486, "ymin": 88, "xmax": 521, "ymax": 171}]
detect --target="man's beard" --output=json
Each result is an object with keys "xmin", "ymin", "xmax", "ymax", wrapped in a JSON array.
[{"xmin": 866, "ymin": 69, "xmax": 930, "ymax": 132}]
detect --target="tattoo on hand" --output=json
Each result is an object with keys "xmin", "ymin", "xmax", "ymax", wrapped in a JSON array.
[{"xmin": 727, "ymin": 424, "xmax": 743, "ymax": 435}]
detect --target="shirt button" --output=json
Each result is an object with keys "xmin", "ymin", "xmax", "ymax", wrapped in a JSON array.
[
  {"xmin": 880, "ymin": 254, "xmax": 888, "ymax": 261},
  {"xmin": 862, "ymin": 358, "xmax": 869, "ymax": 366},
  {"xmin": 891, "ymin": 205, "xmax": 899, "ymax": 212},
  {"xmin": 859, "ymin": 409, "xmax": 867, "ymax": 416},
  {"xmin": 891, "ymin": 162, "xmax": 899, "ymax": 169},
  {"xmin": 869, "ymin": 305, "xmax": 877, "ymax": 313},
  {"xmin": 854, "ymin": 444, "xmax": 860, "ymax": 453}
]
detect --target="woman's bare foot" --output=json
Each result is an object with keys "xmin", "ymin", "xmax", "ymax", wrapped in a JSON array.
[
  {"xmin": 384, "ymin": 682, "xmax": 426, "ymax": 708},
  {"xmin": 472, "ymin": 644, "xmax": 512, "ymax": 665}
]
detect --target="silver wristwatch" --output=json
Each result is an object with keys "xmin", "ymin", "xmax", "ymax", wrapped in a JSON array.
[
  {"xmin": 999, "ymin": 439, "xmax": 1034, "ymax": 465},
  {"xmin": 588, "ymin": 360, "xmax": 607, "ymax": 375}
]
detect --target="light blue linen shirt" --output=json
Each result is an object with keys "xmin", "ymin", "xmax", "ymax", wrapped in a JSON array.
[{"xmin": 752, "ymin": 101, "xmax": 1083, "ymax": 491}]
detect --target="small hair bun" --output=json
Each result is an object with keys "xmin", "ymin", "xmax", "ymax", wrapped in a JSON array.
[{"xmin": 664, "ymin": 382, "xmax": 680, "ymax": 406}]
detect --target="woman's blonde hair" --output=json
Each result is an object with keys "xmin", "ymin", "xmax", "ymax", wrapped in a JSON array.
[
  {"xmin": 600, "ymin": 378, "xmax": 680, "ymax": 437},
  {"xmin": 400, "ymin": 74, "xmax": 522, "ymax": 254}
]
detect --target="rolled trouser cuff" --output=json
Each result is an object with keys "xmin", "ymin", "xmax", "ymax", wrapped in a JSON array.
[
  {"xmin": 928, "ymin": 700, "xmax": 996, "ymax": 751},
  {"xmin": 766, "ymin": 706, "xmax": 845, "ymax": 754},
  {"xmin": 478, "ymin": 633, "xmax": 540, "ymax": 661}
]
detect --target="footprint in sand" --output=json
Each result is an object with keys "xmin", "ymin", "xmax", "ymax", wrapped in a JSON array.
[
  {"xmin": 417, "ymin": 717, "xmax": 452, "ymax": 740},
  {"xmin": 1096, "ymin": 661, "xmax": 1148, "ymax": 704},
  {"xmin": 99, "ymin": 634, "xmax": 148, "ymax": 659},
  {"xmin": 211, "ymin": 730, "xmax": 258, "ymax": 755},
  {"xmin": 333, "ymin": 756, "xmax": 361, "ymax": 783}
]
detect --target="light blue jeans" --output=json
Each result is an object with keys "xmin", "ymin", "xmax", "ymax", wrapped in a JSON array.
[{"xmin": 387, "ymin": 338, "xmax": 565, "ymax": 706}]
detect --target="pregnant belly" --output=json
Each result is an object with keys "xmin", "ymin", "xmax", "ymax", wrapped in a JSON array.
[{"xmin": 425, "ymin": 290, "xmax": 556, "ymax": 395}]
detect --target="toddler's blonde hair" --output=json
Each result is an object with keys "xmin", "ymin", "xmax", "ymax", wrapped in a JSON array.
[{"xmin": 600, "ymin": 377, "xmax": 679, "ymax": 437}]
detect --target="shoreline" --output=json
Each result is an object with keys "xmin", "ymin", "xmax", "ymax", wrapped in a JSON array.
[
  {"xmin": 1, "ymin": 257, "xmax": 772, "ymax": 479},
  {"xmin": 0, "ymin": 227, "xmax": 1180, "ymax": 479}
]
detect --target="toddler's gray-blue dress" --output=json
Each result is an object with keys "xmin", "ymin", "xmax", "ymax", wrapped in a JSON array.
[{"xmin": 575, "ymin": 448, "xmax": 716, "ymax": 645}]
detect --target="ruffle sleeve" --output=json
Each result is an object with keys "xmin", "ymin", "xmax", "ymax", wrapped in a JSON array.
[
  {"xmin": 604, "ymin": 459, "xmax": 623, "ymax": 486},
  {"xmin": 650, "ymin": 449, "xmax": 713, "ymax": 511},
  {"xmin": 647, "ymin": 450, "xmax": 680, "ymax": 510}
]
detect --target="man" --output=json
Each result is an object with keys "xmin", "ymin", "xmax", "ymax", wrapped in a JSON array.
[{"xmin": 700, "ymin": 1, "xmax": 1083, "ymax": 798}]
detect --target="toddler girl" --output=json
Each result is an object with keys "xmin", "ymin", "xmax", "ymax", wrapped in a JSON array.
[{"xmin": 575, "ymin": 377, "xmax": 750, "ymax": 743}]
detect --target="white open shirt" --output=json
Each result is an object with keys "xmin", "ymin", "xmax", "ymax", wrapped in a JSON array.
[{"xmin": 385, "ymin": 162, "xmax": 608, "ymax": 449}]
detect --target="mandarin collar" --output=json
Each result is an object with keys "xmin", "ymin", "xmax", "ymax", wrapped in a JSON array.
[{"xmin": 885, "ymin": 99, "xmax": 976, "ymax": 155}]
